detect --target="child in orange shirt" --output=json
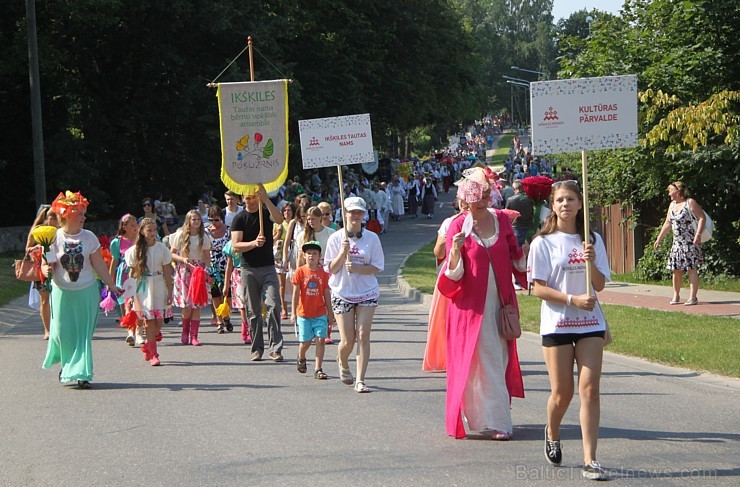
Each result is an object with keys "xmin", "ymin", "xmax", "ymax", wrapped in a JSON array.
[{"xmin": 291, "ymin": 240, "xmax": 333, "ymax": 379}]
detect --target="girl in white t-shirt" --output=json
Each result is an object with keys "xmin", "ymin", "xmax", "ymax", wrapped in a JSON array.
[
  {"xmin": 527, "ymin": 180, "xmax": 610, "ymax": 480},
  {"xmin": 324, "ymin": 197, "xmax": 384, "ymax": 393},
  {"xmin": 170, "ymin": 210, "xmax": 213, "ymax": 346},
  {"xmin": 125, "ymin": 218, "xmax": 173, "ymax": 366}
]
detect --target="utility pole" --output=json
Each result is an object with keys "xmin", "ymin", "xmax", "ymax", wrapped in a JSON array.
[{"xmin": 26, "ymin": 0, "xmax": 46, "ymax": 208}]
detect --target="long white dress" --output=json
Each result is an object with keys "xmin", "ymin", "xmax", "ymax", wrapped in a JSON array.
[{"xmin": 446, "ymin": 225, "xmax": 524, "ymax": 434}]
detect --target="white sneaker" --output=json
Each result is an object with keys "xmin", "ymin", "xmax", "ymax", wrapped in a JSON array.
[
  {"xmin": 513, "ymin": 283, "xmax": 524, "ymax": 291},
  {"xmin": 125, "ymin": 333, "xmax": 135, "ymax": 346},
  {"xmin": 582, "ymin": 461, "xmax": 608, "ymax": 480},
  {"xmin": 135, "ymin": 334, "xmax": 145, "ymax": 346}
]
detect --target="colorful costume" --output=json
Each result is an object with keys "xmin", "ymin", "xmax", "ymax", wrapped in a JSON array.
[
  {"xmin": 438, "ymin": 209, "xmax": 526, "ymax": 439},
  {"xmin": 43, "ymin": 227, "xmax": 101, "ymax": 383}
]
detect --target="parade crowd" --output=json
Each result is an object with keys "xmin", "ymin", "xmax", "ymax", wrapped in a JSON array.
[{"xmin": 21, "ymin": 120, "xmax": 708, "ymax": 482}]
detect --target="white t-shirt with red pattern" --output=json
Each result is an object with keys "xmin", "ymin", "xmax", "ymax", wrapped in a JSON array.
[{"xmin": 527, "ymin": 231, "xmax": 610, "ymax": 335}]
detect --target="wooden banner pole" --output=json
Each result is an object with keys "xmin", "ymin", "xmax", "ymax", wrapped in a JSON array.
[
  {"xmin": 246, "ymin": 36, "xmax": 264, "ymax": 237},
  {"xmin": 336, "ymin": 165, "xmax": 351, "ymax": 263},
  {"xmin": 581, "ymin": 149, "xmax": 592, "ymax": 296}
]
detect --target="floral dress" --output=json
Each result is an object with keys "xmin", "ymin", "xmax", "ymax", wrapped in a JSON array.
[
  {"xmin": 208, "ymin": 229, "xmax": 230, "ymax": 291},
  {"xmin": 171, "ymin": 231, "xmax": 213, "ymax": 309},
  {"xmin": 667, "ymin": 202, "xmax": 703, "ymax": 271}
]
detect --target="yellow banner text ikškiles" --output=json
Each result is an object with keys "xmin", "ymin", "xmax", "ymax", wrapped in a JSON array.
[{"xmin": 217, "ymin": 80, "xmax": 289, "ymax": 195}]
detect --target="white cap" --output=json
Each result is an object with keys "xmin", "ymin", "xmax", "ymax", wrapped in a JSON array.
[{"xmin": 344, "ymin": 196, "xmax": 367, "ymax": 213}]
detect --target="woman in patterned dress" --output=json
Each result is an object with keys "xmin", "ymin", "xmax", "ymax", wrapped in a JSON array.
[
  {"xmin": 206, "ymin": 205, "xmax": 231, "ymax": 333},
  {"xmin": 653, "ymin": 181, "xmax": 707, "ymax": 306}
]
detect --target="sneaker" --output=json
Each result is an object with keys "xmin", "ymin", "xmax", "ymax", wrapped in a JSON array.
[
  {"xmin": 250, "ymin": 351, "xmax": 262, "ymax": 362},
  {"xmin": 125, "ymin": 333, "xmax": 135, "ymax": 346},
  {"xmin": 514, "ymin": 283, "xmax": 524, "ymax": 291},
  {"xmin": 544, "ymin": 425, "xmax": 562, "ymax": 466},
  {"xmin": 269, "ymin": 351, "xmax": 284, "ymax": 362},
  {"xmin": 582, "ymin": 461, "xmax": 607, "ymax": 480},
  {"xmin": 135, "ymin": 334, "xmax": 145, "ymax": 346}
]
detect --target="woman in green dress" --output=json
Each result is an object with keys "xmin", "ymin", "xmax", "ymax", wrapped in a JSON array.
[{"xmin": 43, "ymin": 191, "xmax": 122, "ymax": 389}]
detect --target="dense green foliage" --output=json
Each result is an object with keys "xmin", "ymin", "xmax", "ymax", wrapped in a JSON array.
[
  {"xmin": 557, "ymin": 0, "xmax": 740, "ymax": 276},
  {"xmin": 1, "ymin": 0, "xmax": 496, "ymax": 224}
]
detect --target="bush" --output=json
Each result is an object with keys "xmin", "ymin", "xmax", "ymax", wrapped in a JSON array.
[{"xmin": 635, "ymin": 229, "xmax": 672, "ymax": 281}]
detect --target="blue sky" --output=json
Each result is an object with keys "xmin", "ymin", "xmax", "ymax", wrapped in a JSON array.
[{"xmin": 551, "ymin": 0, "xmax": 624, "ymax": 22}]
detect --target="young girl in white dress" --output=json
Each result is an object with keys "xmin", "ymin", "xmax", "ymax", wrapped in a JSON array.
[{"xmin": 125, "ymin": 218, "xmax": 173, "ymax": 366}]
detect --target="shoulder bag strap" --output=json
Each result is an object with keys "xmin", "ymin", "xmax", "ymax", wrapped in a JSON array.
[{"xmin": 472, "ymin": 227, "xmax": 507, "ymax": 306}]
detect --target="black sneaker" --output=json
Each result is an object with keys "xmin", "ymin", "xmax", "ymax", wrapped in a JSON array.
[
  {"xmin": 77, "ymin": 380, "xmax": 92, "ymax": 390},
  {"xmin": 544, "ymin": 425, "xmax": 562, "ymax": 466},
  {"xmin": 582, "ymin": 461, "xmax": 608, "ymax": 480}
]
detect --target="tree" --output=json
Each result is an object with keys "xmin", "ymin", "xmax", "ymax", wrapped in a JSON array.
[{"xmin": 557, "ymin": 0, "xmax": 740, "ymax": 275}]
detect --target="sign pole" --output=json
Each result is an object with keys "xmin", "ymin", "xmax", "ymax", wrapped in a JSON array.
[
  {"xmin": 246, "ymin": 36, "xmax": 264, "ymax": 237},
  {"xmin": 336, "ymin": 165, "xmax": 354, "ymax": 264},
  {"xmin": 581, "ymin": 149, "xmax": 592, "ymax": 296}
]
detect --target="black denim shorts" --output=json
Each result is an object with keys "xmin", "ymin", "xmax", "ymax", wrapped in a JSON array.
[{"xmin": 542, "ymin": 331, "xmax": 606, "ymax": 347}]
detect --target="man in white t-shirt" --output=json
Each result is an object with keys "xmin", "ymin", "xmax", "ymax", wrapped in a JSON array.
[{"xmin": 224, "ymin": 190, "xmax": 244, "ymax": 228}]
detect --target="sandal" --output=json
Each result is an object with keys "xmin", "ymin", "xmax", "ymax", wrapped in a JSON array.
[
  {"xmin": 491, "ymin": 430, "xmax": 512, "ymax": 441},
  {"xmin": 669, "ymin": 298, "xmax": 681, "ymax": 305},
  {"xmin": 297, "ymin": 357, "xmax": 307, "ymax": 374},
  {"xmin": 280, "ymin": 311, "xmax": 289, "ymax": 320},
  {"xmin": 337, "ymin": 356, "xmax": 354, "ymax": 385},
  {"xmin": 354, "ymin": 380, "xmax": 369, "ymax": 393},
  {"xmin": 216, "ymin": 324, "xmax": 225, "ymax": 334},
  {"xmin": 314, "ymin": 368, "xmax": 328, "ymax": 380}
]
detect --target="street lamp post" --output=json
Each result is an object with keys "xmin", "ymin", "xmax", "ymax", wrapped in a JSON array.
[{"xmin": 511, "ymin": 65, "xmax": 549, "ymax": 80}]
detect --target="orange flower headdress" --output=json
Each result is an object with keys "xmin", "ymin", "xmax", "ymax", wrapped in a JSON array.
[{"xmin": 51, "ymin": 191, "xmax": 89, "ymax": 218}]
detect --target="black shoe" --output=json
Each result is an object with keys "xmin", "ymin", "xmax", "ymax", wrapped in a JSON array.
[
  {"xmin": 224, "ymin": 319, "xmax": 233, "ymax": 332},
  {"xmin": 77, "ymin": 380, "xmax": 92, "ymax": 390},
  {"xmin": 582, "ymin": 461, "xmax": 607, "ymax": 480},
  {"xmin": 544, "ymin": 425, "xmax": 562, "ymax": 466}
]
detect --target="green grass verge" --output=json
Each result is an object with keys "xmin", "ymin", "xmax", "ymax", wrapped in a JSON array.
[
  {"xmin": 402, "ymin": 239, "xmax": 740, "ymax": 377},
  {"xmin": 1, "ymin": 252, "xmax": 32, "ymax": 307},
  {"xmin": 488, "ymin": 134, "xmax": 514, "ymax": 164}
]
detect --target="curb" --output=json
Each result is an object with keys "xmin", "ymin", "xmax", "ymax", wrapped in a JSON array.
[{"xmin": 396, "ymin": 255, "xmax": 434, "ymax": 308}]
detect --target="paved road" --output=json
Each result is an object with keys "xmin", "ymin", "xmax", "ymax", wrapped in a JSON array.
[{"xmin": 1, "ymin": 189, "xmax": 738, "ymax": 486}]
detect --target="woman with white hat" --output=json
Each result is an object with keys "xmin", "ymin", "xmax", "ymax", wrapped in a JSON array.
[{"xmin": 324, "ymin": 196, "xmax": 385, "ymax": 393}]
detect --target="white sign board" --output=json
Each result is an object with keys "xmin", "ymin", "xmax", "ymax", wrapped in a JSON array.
[
  {"xmin": 530, "ymin": 75, "xmax": 638, "ymax": 154},
  {"xmin": 299, "ymin": 114, "xmax": 374, "ymax": 169}
]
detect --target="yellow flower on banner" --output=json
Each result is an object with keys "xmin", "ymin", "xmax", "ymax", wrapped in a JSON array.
[
  {"xmin": 31, "ymin": 225, "xmax": 57, "ymax": 247},
  {"xmin": 235, "ymin": 134, "xmax": 249, "ymax": 151},
  {"xmin": 216, "ymin": 301, "xmax": 231, "ymax": 318}
]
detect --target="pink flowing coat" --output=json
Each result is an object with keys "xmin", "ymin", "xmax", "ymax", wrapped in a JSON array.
[{"xmin": 437, "ymin": 210, "xmax": 526, "ymax": 439}]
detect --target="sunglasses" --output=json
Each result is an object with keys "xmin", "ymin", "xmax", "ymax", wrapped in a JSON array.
[
  {"xmin": 211, "ymin": 218, "xmax": 221, "ymax": 222},
  {"xmin": 552, "ymin": 180, "xmax": 579, "ymax": 190},
  {"xmin": 322, "ymin": 213, "xmax": 331, "ymax": 216},
  {"xmin": 346, "ymin": 231, "xmax": 363, "ymax": 239},
  {"xmin": 143, "ymin": 203, "xmax": 152, "ymax": 207}
]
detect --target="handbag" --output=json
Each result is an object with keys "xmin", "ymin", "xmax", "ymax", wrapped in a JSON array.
[
  {"xmin": 14, "ymin": 252, "xmax": 40, "ymax": 282},
  {"xmin": 688, "ymin": 199, "xmax": 713, "ymax": 243},
  {"xmin": 474, "ymin": 229, "xmax": 522, "ymax": 340}
]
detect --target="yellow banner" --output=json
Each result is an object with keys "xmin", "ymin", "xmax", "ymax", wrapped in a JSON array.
[{"xmin": 217, "ymin": 80, "xmax": 289, "ymax": 195}]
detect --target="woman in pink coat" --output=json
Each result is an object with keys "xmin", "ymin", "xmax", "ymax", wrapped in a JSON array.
[{"xmin": 438, "ymin": 167, "xmax": 526, "ymax": 440}]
